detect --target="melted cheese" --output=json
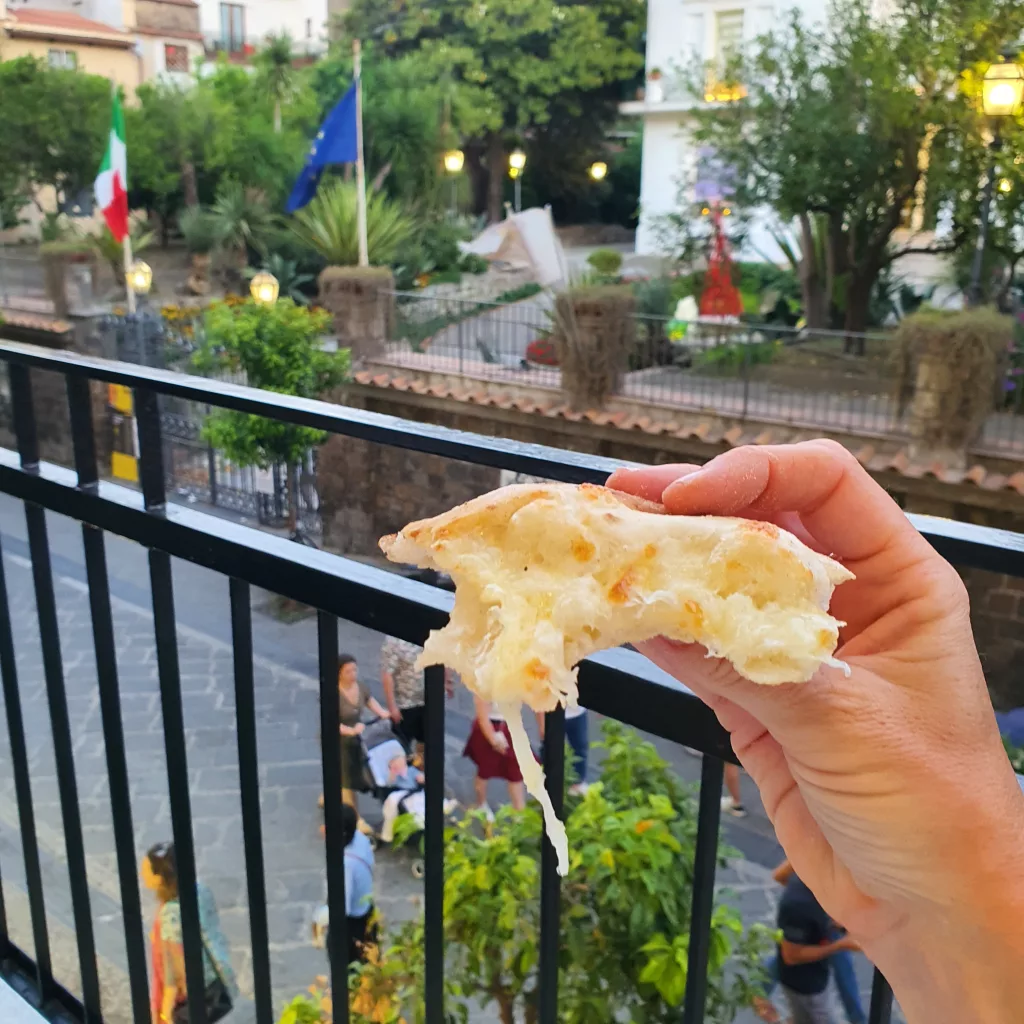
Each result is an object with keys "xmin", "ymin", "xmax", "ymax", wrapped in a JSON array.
[{"xmin": 381, "ymin": 483, "xmax": 853, "ymax": 875}]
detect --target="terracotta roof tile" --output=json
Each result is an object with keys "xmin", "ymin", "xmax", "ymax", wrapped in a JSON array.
[
  {"xmin": 351, "ymin": 369, "xmax": 1024, "ymax": 497},
  {"xmin": 10, "ymin": 9, "xmax": 133, "ymax": 40},
  {"xmin": 0, "ymin": 310, "xmax": 74, "ymax": 335}
]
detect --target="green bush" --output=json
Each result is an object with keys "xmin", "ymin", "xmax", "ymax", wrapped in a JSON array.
[
  {"xmin": 178, "ymin": 206, "xmax": 219, "ymax": 255},
  {"xmin": 695, "ymin": 338, "xmax": 781, "ymax": 374},
  {"xmin": 459, "ymin": 252, "xmax": 489, "ymax": 275},
  {"xmin": 586, "ymin": 247, "xmax": 624, "ymax": 277}
]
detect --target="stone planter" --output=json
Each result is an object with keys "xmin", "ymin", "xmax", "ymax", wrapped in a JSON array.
[{"xmin": 318, "ymin": 266, "xmax": 395, "ymax": 364}]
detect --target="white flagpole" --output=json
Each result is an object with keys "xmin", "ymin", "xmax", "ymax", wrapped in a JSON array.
[
  {"xmin": 123, "ymin": 231, "xmax": 136, "ymax": 314},
  {"xmin": 353, "ymin": 38, "xmax": 369, "ymax": 267}
]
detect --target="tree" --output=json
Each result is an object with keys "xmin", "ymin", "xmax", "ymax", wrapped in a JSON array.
[
  {"xmin": 0, "ymin": 57, "xmax": 109, "ymax": 208},
  {"xmin": 192, "ymin": 300, "xmax": 349, "ymax": 531},
  {"xmin": 685, "ymin": 0, "xmax": 1024, "ymax": 339},
  {"xmin": 342, "ymin": 0, "xmax": 645, "ymax": 222},
  {"xmin": 299, "ymin": 721, "xmax": 771, "ymax": 1024},
  {"xmin": 256, "ymin": 33, "xmax": 297, "ymax": 134}
]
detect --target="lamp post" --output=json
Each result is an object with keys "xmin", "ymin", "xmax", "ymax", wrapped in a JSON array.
[
  {"xmin": 969, "ymin": 58, "xmax": 1024, "ymax": 305},
  {"xmin": 443, "ymin": 148, "xmax": 464, "ymax": 218},
  {"xmin": 509, "ymin": 147, "xmax": 526, "ymax": 213},
  {"xmin": 250, "ymin": 271, "xmax": 280, "ymax": 306}
]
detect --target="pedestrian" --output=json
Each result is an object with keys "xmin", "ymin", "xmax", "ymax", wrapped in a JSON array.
[
  {"xmin": 463, "ymin": 694, "xmax": 526, "ymax": 817},
  {"xmin": 775, "ymin": 873, "xmax": 860, "ymax": 1024},
  {"xmin": 609, "ymin": 440, "xmax": 1024, "ymax": 1022},
  {"xmin": 336, "ymin": 653, "xmax": 389, "ymax": 817},
  {"xmin": 753, "ymin": 859, "xmax": 865, "ymax": 1024},
  {"xmin": 380, "ymin": 636, "xmax": 426, "ymax": 753},
  {"xmin": 535, "ymin": 704, "xmax": 590, "ymax": 795},
  {"xmin": 309, "ymin": 803, "xmax": 378, "ymax": 965},
  {"xmin": 143, "ymin": 841, "xmax": 237, "ymax": 1024},
  {"xmin": 721, "ymin": 762, "xmax": 746, "ymax": 817}
]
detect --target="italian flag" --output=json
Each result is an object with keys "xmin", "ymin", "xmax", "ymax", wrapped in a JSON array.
[{"xmin": 94, "ymin": 93, "xmax": 129, "ymax": 242}]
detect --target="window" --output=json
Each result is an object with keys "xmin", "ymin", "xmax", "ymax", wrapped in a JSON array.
[
  {"xmin": 714, "ymin": 10, "xmax": 744, "ymax": 70},
  {"xmin": 219, "ymin": 2, "xmax": 245, "ymax": 52},
  {"xmin": 305, "ymin": 17, "xmax": 312, "ymax": 38},
  {"xmin": 47, "ymin": 49, "xmax": 77, "ymax": 69},
  {"xmin": 164, "ymin": 44, "xmax": 189, "ymax": 72}
]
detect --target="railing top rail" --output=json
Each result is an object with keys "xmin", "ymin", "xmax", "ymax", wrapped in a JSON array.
[{"xmin": 0, "ymin": 338, "xmax": 1021, "ymax": 577}]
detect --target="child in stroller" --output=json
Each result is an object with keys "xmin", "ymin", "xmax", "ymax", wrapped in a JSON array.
[{"xmin": 360, "ymin": 719, "xmax": 455, "ymax": 848}]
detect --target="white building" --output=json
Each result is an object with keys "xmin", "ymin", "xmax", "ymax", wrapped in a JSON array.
[
  {"xmin": 621, "ymin": 0, "xmax": 828, "ymax": 257},
  {"xmin": 197, "ymin": 0, "xmax": 340, "ymax": 58}
]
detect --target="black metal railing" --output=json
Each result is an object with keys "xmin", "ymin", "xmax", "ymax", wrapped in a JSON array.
[{"xmin": 0, "ymin": 339, "xmax": 1021, "ymax": 1024}]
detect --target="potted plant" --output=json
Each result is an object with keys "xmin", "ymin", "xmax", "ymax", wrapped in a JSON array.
[
  {"xmin": 178, "ymin": 206, "xmax": 218, "ymax": 296},
  {"xmin": 647, "ymin": 67, "xmax": 665, "ymax": 103}
]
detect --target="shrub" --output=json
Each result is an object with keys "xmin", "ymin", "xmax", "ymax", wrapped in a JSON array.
[
  {"xmin": 458, "ymin": 252, "xmax": 489, "ymax": 275},
  {"xmin": 586, "ymin": 247, "xmax": 624, "ymax": 277},
  {"xmin": 292, "ymin": 180, "xmax": 419, "ymax": 267},
  {"xmin": 178, "ymin": 206, "xmax": 219, "ymax": 255}
]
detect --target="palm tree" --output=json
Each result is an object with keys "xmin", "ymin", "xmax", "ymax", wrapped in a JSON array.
[
  {"xmin": 256, "ymin": 33, "xmax": 295, "ymax": 133},
  {"xmin": 291, "ymin": 180, "xmax": 418, "ymax": 266},
  {"xmin": 209, "ymin": 183, "xmax": 278, "ymax": 289}
]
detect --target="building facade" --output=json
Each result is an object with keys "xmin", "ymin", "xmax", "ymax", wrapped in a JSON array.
[
  {"xmin": 621, "ymin": 0, "xmax": 827, "ymax": 257},
  {"xmin": 196, "ymin": 0, "xmax": 332, "ymax": 61}
]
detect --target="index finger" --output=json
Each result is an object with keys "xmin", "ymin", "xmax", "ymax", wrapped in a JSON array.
[{"xmin": 634, "ymin": 440, "xmax": 920, "ymax": 564}]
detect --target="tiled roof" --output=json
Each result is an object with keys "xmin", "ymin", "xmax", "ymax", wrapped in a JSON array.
[
  {"xmin": 353, "ymin": 369, "xmax": 1024, "ymax": 497},
  {"xmin": 8, "ymin": 9, "xmax": 133, "ymax": 41},
  {"xmin": 0, "ymin": 310, "xmax": 74, "ymax": 335}
]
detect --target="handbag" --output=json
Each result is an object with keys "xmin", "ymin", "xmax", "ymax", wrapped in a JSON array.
[{"xmin": 171, "ymin": 934, "xmax": 234, "ymax": 1024}]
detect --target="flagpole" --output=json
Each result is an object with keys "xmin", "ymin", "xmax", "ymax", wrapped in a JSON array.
[
  {"xmin": 353, "ymin": 38, "xmax": 369, "ymax": 267},
  {"xmin": 123, "ymin": 231, "xmax": 136, "ymax": 314}
]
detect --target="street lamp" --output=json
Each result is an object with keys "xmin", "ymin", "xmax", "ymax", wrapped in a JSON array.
[
  {"xmin": 588, "ymin": 161, "xmax": 608, "ymax": 181},
  {"xmin": 509, "ymin": 148, "xmax": 526, "ymax": 213},
  {"xmin": 250, "ymin": 271, "xmax": 280, "ymax": 306},
  {"xmin": 126, "ymin": 260, "xmax": 153, "ymax": 296},
  {"xmin": 970, "ymin": 57, "xmax": 1024, "ymax": 304},
  {"xmin": 998, "ymin": 177, "xmax": 1014, "ymax": 193},
  {"xmin": 443, "ymin": 148, "xmax": 464, "ymax": 217}
]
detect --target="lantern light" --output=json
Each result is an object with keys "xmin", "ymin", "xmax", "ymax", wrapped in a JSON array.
[
  {"xmin": 250, "ymin": 271, "xmax": 280, "ymax": 306},
  {"xmin": 588, "ymin": 161, "xmax": 608, "ymax": 181},
  {"xmin": 982, "ymin": 60, "xmax": 1024, "ymax": 118},
  {"xmin": 509, "ymin": 148, "xmax": 527, "ymax": 172},
  {"xmin": 125, "ymin": 260, "xmax": 153, "ymax": 295},
  {"xmin": 443, "ymin": 149, "xmax": 465, "ymax": 174}
]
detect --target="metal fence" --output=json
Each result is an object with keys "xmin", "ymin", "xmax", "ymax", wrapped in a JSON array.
[
  {"xmin": 0, "ymin": 339, "xmax": 1018, "ymax": 1024},
  {"xmin": 388, "ymin": 291, "xmax": 1024, "ymax": 456},
  {"xmin": 97, "ymin": 311, "xmax": 323, "ymax": 541}
]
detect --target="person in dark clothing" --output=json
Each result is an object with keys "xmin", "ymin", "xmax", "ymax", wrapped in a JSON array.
[{"xmin": 777, "ymin": 874, "xmax": 860, "ymax": 1024}]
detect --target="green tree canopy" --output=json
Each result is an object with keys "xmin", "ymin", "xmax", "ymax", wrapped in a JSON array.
[
  {"xmin": 342, "ymin": 0, "xmax": 645, "ymax": 221},
  {"xmin": 0, "ymin": 57, "xmax": 110, "ymax": 210},
  {"xmin": 684, "ymin": 0, "xmax": 1024, "ymax": 335}
]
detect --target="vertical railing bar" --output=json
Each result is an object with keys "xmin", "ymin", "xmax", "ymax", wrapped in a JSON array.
[
  {"xmin": 67, "ymin": 373, "xmax": 151, "ymax": 1023},
  {"xmin": 681, "ymin": 755, "xmax": 724, "ymax": 1024},
  {"xmin": 66, "ymin": 376, "xmax": 99, "ymax": 492},
  {"xmin": 150, "ymin": 550, "xmax": 207, "ymax": 1024},
  {"xmin": 318, "ymin": 611, "xmax": 348, "ymax": 1023},
  {"xmin": 867, "ymin": 968, "xmax": 894, "ymax": 1024},
  {"xmin": 229, "ymin": 578, "xmax": 273, "ymax": 1024},
  {"xmin": 80, "ymin": 525, "xmax": 151, "ymax": 1024},
  {"xmin": 538, "ymin": 706, "xmax": 566, "ymax": 1024},
  {"xmin": 9, "ymin": 364, "xmax": 39, "ymax": 472},
  {"xmin": 135, "ymin": 388, "xmax": 167, "ymax": 513},
  {"xmin": 0, "ymin": 535, "xmax": 53, "ymax": 1000},
  {"xmin": 13, "ymin": 366, "xmax": 102, "ymax": 1023},
  {"xmin": 136, "ymin": 394, "xmax": 207, "ymax": 1023},
  {"xmin": 423, "ymin": 663, "xmax": 445, "ymax": 1024}
]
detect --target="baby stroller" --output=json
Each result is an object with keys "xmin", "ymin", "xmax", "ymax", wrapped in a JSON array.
[{"xmin": 359, "ymin": 719, "xmax": 441, "ymax": 878}]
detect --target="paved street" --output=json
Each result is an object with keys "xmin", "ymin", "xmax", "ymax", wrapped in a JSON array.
[{"xmin": 0, "ymin": 493, "xmax": 889, "ymax": 1023}]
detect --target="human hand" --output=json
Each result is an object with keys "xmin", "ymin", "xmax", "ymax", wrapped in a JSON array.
[
  {"xmin": 490, "ymin": 731, "xmax": 509, "ymax": 754},
  {"xmin": 390, "ymin": 707, "xmax": 402, "ymax": 725},
  {"xmin": 609, "ymin": 441, "xmax": 1024, "ymax": 1022},
  {"xmin": 354, "ymin": 722, "xmax": 366, "ymax": 736}
]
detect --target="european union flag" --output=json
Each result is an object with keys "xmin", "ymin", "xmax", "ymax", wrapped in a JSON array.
[{"xmin": 286, "ymin": 81, "xmax": 358, "ymax": 213}]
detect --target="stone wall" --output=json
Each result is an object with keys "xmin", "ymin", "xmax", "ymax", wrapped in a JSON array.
[
  {"xmin": 317, "ymin": 433, "xmax": 500, "ymax": 556},
  {"xmin": 961, "ymin": 568, "xmax": 1024, "ymax": 710}
]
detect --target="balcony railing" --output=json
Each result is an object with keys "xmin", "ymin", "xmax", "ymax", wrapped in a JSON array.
[{"xmin": 0, "ymin": 339, "xmax": 1019, "ymax": 1024}]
